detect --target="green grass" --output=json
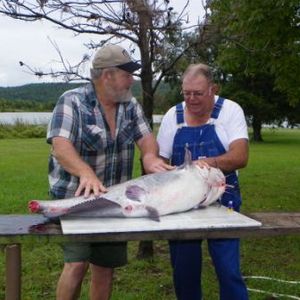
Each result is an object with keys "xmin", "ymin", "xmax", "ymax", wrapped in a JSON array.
[
  {"xmin": 241, "ymin": 129, "xmax": 300, "ymax": 212},
  {"xmin": 0, "ymin": 129, "xmax": 300, "ymax": 299}
]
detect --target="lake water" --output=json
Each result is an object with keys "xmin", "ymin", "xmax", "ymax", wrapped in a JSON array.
[
  {"xmin": 0, "ymin": 112, "xmax": 52, "ymax": 125},
  {"xmin": 0, "ymin": 112, "xmax": 163, "ymax": 125}
]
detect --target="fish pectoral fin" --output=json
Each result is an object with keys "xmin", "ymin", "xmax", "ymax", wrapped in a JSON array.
[
  {"xmin": 145, "ymin": 206, "xmax": 160, "ymax": 222},
  {"xmin": 67, "ymin": 197, "xmax": 121, "ymax": 215},
  {"xmin": 125, "ymin": 185, "xmax": 147, "ymax": 202}
]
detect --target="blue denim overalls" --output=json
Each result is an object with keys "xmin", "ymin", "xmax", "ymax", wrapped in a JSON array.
[{"xmin": 169, "ymin": 97, "xmax": 248, "ymax": 300}]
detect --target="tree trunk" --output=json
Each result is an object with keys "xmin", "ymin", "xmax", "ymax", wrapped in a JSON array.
[
  {"xmin": 137, "ymin": 55, "xmax": 154, "ymax": 260},
  {"xmin": 141, "ymin": 73, "xmax": 154, "ymax": 125},
  {"xmin": 136, "ymin": 240, "xmax": 154, "ymax": 260},
  {"xmin": 252, "ymin": 116, "xmax": 263, "ymax": 142},
  {"xmin": 131, "ymin": 0, "xmax": 155, "ymax": 259}
]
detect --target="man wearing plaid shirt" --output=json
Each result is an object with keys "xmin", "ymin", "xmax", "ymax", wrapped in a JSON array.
[{"xmin": 47, "ymin": 44, "xmax": 172, "ymax": 300}]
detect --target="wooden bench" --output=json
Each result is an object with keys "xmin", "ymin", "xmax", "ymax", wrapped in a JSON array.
[{"xmin": 1, "ymin": 212, "xmax": 300, "ymax": 300}]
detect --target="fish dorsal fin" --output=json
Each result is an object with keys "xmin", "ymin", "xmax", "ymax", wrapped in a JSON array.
[
  {"xmin": 184, "ymin": 145, "xmax": 192, "ymax": 166},
  {"xmin": 178, "ymin": 145, "xmax": 193, "ymax": 169},
  {"xmin": 125, "ymin": 185, "xmax": 147, "ymax": 201}
]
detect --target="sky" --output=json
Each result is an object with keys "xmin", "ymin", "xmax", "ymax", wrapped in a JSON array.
[{"xmin": 0, "ymin": 1, "xmax": 205, "ymax": 87}]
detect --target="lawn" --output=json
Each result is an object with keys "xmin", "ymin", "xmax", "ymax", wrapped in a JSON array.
[{"xmin": 0, "ymin": 129, "xmax": 300, "ymax": 299}]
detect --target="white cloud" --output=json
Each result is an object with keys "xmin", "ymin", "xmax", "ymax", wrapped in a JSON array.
[{"xmin": 0, "ymin": 16, "xmax": 92, "ymax": 86}]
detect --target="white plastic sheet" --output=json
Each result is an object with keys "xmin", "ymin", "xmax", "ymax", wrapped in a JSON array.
[{"xmin": 61, "ymin": 205, "xmax": 261, "ymax": 235}]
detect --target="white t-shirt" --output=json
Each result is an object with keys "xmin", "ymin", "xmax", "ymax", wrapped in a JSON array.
[{"xmin": 157, "ymin": 96, "xmax": 248, "ymax": 159}]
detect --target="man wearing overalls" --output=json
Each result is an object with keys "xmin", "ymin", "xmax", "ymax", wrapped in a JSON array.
[{"xmin": 157, "ymin": 63, "xmax": 249, "ymax": 300}]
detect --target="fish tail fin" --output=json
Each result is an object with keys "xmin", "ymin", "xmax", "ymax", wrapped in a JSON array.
[
  {"xmin": 145, "ymin": 206, "xmax": 160, "ymax": 222},
  {"xmin": 28, "ymin": 200, "xmax": 68, "ymax": 218},
  {"xmin": 28, "ymin": 200, "xmax": 40, "ymax": 213}
]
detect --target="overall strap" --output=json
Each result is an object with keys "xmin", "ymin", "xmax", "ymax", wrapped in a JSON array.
[
  {"xmin": 211, "ymin": 97, "xmax": 225, "ymax": 119},
  {"xmin": 175, "ymin": 103, "xmax": 184, "ymax": 125}
]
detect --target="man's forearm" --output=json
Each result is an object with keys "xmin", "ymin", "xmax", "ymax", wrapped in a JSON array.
[
  {"xmin": 201, "ymin": 138, "xmax": 249, "ymax": 172},
  {"xmin": 137, "ymin": 133, "xmax": 174, "ymax": 173},
  {"xmin": 137, "ymin": 133, "xmax": 159, "ymax": 159},
  {"xmin": 51, "ymin": 137, "xmax": 94, "ymax": 178}
]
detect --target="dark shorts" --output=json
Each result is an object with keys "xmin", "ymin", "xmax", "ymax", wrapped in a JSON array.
[{"xmin": 62, "ymin": 242, "xmax": 128, "ymax": 268}]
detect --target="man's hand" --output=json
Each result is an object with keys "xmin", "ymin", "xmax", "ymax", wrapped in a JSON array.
[
  {"xmin": 52, "ymin": 137, "xmax": 108, "ymax": 198},
  {"xmin": 142, "ymin": 154, "xmax": 175, "ymax": 174},
  {"xmin": 137, "ymin": 134, "xmax": 174, "ymax": 174},
  {"xmin": 75, "ymin": 170, "xmax": 107, "ymax": 198},
  {"xmin": 193, "ymin": 159, "xmax": 212, "ymax": 169}
]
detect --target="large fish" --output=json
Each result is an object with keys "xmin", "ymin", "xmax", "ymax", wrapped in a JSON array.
[{"xmin": 28, "ymin": 149, "xmax": 226, "ymax": 221}]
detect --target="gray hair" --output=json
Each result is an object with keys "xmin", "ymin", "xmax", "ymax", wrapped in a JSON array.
[
  {"xmin": 90, "ymin": 68, "xmax": 104, "ymax": 80},
  {"xmin": 182, "ymin": 63, "xmax": 214, "ymax": 83}
]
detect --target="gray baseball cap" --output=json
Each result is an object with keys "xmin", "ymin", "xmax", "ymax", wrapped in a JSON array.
[{"xmin": 92, "ymin": 44, "xmax": 141, "ymax": 73}]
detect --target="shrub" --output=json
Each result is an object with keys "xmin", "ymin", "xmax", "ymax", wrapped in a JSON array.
[{"xmin": 0, "ymin": 123, "xmax": 47, "ymax": 139}]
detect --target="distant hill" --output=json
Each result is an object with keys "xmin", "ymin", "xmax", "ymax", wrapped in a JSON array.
[
  {"xmin": 0, "ymin": 81, "xmax": 164, "ymax": 103},
  {"xmin": 0, "ymin": 81, "xmax": 172, "ymax": 113},
  {"xmin": 0, "ymin": 82, "xmax": 84, "ymax": 102}
]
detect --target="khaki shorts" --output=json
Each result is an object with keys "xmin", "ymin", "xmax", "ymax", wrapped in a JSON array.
[{"xmin": 62, "ymin": 242, "xmax": 127, "ymax": 268}]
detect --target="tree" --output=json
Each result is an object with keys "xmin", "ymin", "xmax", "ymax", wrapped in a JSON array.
[
  {"xmin": 162, "ymin": 5, "xmax": 222, "ymax": 109},
  {"xmin": 207, "ymin": 0, "xmax": 300, "ymax": 140}
]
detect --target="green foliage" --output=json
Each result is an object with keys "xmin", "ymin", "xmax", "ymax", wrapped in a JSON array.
[
  {"xmin": 0, "ymin": 123, "xmax": 47, "ymax": 139},
  {"xmin": 207, "ymin": 0, "xmax": 300, "ymax": 139},
  {"xmin": 152, "ymin": 88, "xmax": 179, "ymax": 114},
  {"xmin": 0, "ymin": 82, "xmax": 82, "ymax": 103},
  {"xmin": 0, "ymin": 130, "xmax": 300, "ymax": 299},
  {"xmin": 0, "ymin": 98, "xmax": 55, "ymax": 112},
  {"xmin": 210, "ymin": 0, "xmax": 300, "ymax": 105},
  {"xmin": 211, "ymin": 0, "xmax": 300, "ymax": 94}
]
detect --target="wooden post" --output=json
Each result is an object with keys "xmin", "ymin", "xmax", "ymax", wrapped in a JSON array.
[{"xmin": 5, "ymin": 244, "xmax": 21, "ymax": 300}]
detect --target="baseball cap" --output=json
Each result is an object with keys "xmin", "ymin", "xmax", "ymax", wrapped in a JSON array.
[{"xmin": 92, "ymin": 44, "xmax": 141, "ymax": 73}]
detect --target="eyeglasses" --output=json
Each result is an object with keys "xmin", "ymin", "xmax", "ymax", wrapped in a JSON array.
[{"xmin": 181, "ymin": 90, "xmax": 208, "ymax": 98}]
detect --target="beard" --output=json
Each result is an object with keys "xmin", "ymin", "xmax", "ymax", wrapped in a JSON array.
[
  {"xmin": 113, "ymin": 88, "xmax": 133, "ymax": 103},
  {"xmin": 106, "ymin": 84, "xmax": 133, "ymax": 103}
]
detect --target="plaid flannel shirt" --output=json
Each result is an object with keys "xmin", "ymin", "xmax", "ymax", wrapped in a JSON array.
[{"xmin": 47, "ymin": 83, "xmax": 151, "ymax": 198}]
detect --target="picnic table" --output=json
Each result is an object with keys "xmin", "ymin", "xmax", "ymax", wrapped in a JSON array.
[{"xmin": 1, "ymin": 211, "xmax": 300, "ymax": 300}]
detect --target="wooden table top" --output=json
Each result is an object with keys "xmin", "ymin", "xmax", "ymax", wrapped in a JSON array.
[{"xmin": 0, "ymin": 212, "xmax": 300, "ymax": 244}]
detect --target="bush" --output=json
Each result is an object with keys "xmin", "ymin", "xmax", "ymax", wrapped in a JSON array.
[{"xmin": 0, "ymin": 123, "xmax": 47, "ymax": 139}]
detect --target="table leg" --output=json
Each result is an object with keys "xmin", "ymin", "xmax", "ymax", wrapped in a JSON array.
[{"xmin": 5, "ymin": 244, "xmax": 21, "ymax": 300}]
